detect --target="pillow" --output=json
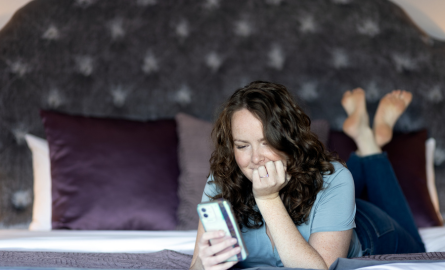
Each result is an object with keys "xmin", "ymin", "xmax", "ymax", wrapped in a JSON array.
[
  {"xmin": 25, "ymin": 134, "xmax": 52, "ymax": 231},
  {"xmin": 327, "ymin": 130, "xmax": 443, "ymax": 228},
  {"xmin": 175, "ymin": 113, "xmax": 213, "ymax": 230},
  {"xmin": 40, "ymin": 110, "xmax": 179, "ymax": 230},
  {"xmin": 174, "ymin": 113, "xmax": 331, "ymax": 230},
  {"xmin": 310, "ymin": 119, "xmax": 330, "ymax": 147},
  {"xmin": 426, "ymin": 138, "xmax": 443, "ymax": 224}
]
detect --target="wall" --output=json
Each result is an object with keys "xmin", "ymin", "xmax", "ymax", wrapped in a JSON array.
[{"xmin": 2, "ymin": 0, "xmax": 444, "ymax": 40}]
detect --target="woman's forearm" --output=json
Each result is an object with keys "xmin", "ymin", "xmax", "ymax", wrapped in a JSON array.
[{"xmin": 256, "ymin": 197, "xmax": 328, "ymax": 270}]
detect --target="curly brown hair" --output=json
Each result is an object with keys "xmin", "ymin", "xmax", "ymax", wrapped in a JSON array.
[{"xmin": 209, "ymin": 81, "xmax": 344, "ymax": 229}]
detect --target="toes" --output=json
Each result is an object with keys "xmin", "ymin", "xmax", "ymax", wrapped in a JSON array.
[
  {"xmin": 352, "ymin": 88, "xmax": 365, "ymax": 96},
  {"xmin": 400, "ymin": 91, "xmax": 413, "ymax": 105},
  {"xmin": 341, "ymin": 91, "xmax": 353, "ymax": 107},
  {"xmin": 399, "ymin": 90, "xmax": 406, "ymax": 99},
  {"xmin": 389, "ymin": 90, "xmax": 400, "ymax": 97}
]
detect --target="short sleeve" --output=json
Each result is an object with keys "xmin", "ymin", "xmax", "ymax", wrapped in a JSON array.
[
  {"xmin": 311, "ymin": 164, "xmax": 356, "ymax": 233},
  {"xmin": 201, "ymin": 175, "xmax": 221, "ymax": 202}
]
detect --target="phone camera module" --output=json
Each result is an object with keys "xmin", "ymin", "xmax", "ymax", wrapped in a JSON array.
[
  {"xmin": 201, "ymin": 208, "xmax": 206, "ymax": 212},
  {"xmin": 203, "ymin": 214, "xmax": 208, "ymax": 218}
]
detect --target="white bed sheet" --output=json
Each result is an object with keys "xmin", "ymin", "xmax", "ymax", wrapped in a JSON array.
[
  {"xmin": 0, "ymin": 227, "xmax": 443, "ymax": 256},
  {"xmin": 0, "ymin": 230, "xmax": 197, "ymax": 255},
  {"xmin": 357, "ymin": 262, "xmax": 445, "ymax": 270},
  {"xmin": 419, "ymin": 226, "xmax": 445, "ymax": 252}
]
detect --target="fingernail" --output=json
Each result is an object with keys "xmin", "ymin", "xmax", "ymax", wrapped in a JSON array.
[
  {"xmin": 219, "ymin": 231, "xmax": 225, "ymax": 236},
  {"xmin": 231, "ymin": 238, "xmax": 237, "ymax": 244},
  {"xmin": 235, "ymin": 247, "xmax": 241, "ymax": 252}
]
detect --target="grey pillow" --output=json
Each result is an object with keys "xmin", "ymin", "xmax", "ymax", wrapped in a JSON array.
[
  {"xmin": 174, "ymin": 113, "xmax": 330, "ymax": 230},
  {"xmin": 175, "ymin": 113, "xmax": 213, "ymax": 230}
]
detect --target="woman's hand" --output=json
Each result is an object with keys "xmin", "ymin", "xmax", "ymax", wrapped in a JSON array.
[
  {"xmin": 198, "ymin": 230, "xmax": 241, "ymax": 270},
  {"xmin": 252, "ymin": 160, "xmax": 288, "ymax": 201}
]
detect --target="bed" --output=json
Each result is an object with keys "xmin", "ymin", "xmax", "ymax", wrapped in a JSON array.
[{"xmin": 0, "ymin": 0, "xmax": 445, "ymax": 269}]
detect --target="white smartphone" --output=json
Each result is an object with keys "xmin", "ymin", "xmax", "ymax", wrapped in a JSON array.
[{"xmin": 197, "ymin": 199, "xmax": 249, "ymax": 262}]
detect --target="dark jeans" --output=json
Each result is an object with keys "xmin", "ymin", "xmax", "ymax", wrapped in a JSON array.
[{"xmin": 347, "ymin": 153, "xmax": 426, "ymax": 255}]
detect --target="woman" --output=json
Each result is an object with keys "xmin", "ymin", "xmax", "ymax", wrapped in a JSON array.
[{"xmin": 190, "ymin": 82, "xmax": 425, "ymax": 270}]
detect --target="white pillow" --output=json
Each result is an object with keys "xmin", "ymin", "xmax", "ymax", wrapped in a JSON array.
[
  {"xmin": 25, "ymin": 134, "xmax": 52, "ymax": 231},
  {"xmin": 426, "ymin": 138, "xmax": 443, "ymax": 223}
]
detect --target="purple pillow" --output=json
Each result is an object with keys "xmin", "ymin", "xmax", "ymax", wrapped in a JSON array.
[
  {"xmin": 310, "ymin": 119, "xmax": 330, "ymax": 146},
  {"xmin": 40, "ymin": 110, "xmax": 179, "ymax": 230},
  {"xmin": 328, "ymin": 129, "xmax": 443, "ymax": 228}
]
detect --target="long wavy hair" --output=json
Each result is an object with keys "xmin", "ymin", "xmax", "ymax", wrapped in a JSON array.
[{"xmin": 209, "ymin": 81, "xmax": 344, "ymax": 229}]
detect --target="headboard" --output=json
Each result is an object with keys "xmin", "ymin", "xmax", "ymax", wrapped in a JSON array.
[{"xmin": 0, "ymin": 0, "xmax": 444, "ymax": 227}]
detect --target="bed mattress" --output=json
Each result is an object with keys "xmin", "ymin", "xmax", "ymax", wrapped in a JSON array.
[
  {"xmin": 0, "ymin": 230, "xmax": 197, "ymax": 254},
  {"xmin": 0, "ymin": 227, "xmax": 443, "ymax": 255}
]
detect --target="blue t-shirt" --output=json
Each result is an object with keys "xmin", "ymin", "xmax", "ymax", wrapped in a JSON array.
[{"xmin": 201, "ymin": 161, "xmax": 362, "ymax": 267}]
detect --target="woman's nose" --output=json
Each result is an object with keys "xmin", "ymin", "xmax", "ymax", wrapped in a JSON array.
[{"xmin": 251, "ymin": 148, "xmax": 265, "ymax": 165}]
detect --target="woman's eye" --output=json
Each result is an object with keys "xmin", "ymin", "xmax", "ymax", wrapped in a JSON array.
[{"xmin": 236, "ymin": 145, "xmax": 246, "ymax": 149}]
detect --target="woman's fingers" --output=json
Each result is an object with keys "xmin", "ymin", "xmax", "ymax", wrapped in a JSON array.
[
  {"xmin": 273, "ymin": 160, "xmax": 286, "ymax": 184},
  {"xmin": 252, "ymin": 169, "xmax": 261, "ymax": 184},
  {"xmin": 202, "ymin": 246, "xmax": 241, "ymax": 269},
  {"xmin": 252, "ymin": 160, "xmax": 289, "ymax": 200},
  {"xmin": 258, "ymin": 165, "xmax": 268, "ymax": 178},
  {"xmin": 264, "ymin": 161, "xmax": 276, "ymax": 183},
  {"xmin": 206, "ymin": 260, "xmax": 238, "ymax": 270},
  {"xmin": 256, "ymin": 161, "xmax": 285, "ymax": 183},
  {"xmin": 201, "ymin": 237, "xmax": 237, "ymax": 258},
  {"xmin": 286, "ymin": 172, "xmax": 291, "ymax": 181},
  {"xmin": 200, "ymin": 230, "xmax": 225, "ymax": 246},
  {"xmin": 264, "ymin": 160, "xmax": 285, "ymax": 185},
  {"xmin": 198, "ymin": 230, "xmax": 241, "ymax": 270},
  {"xmin": 199, "ymin": 231, "xmax": 225, "ymax": 254}
]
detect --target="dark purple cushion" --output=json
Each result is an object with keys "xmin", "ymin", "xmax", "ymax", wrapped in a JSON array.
[
  {"xmin": 40, "ymin": 110, "xmax": 179, "ymax": 230},
  {"xmin": 328, "ymin": 129, "xmax": 443, "ymax": 228}
]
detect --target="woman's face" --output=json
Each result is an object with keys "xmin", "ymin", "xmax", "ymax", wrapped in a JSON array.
[{"xmin": 231, "ymin": 108, "xmax": 285, "ymax": 181}]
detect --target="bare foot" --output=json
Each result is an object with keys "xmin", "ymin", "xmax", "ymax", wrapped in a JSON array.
[
  {"xmin": 373, "ymin": 90, "xmax": 412, "ymax": 147},
  {"xmin": 342, "ymin": 88, "xmax": 381, "ymax": 156},
  {"xmin": 342, "ymin": 88, "xmax": 369, "ymax": 139}
]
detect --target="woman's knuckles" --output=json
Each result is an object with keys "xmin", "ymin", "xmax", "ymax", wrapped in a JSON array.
[
  {"xmin": 203, "ymin": 257, "xmax": 218, "ymax": 266},
  {"xmin": 202, "ymin": 258, "xmax": 210, "ymax": 266},
  {"xmin": 199, "ymin": 250, "xmax": 208, "ymax": 259}
]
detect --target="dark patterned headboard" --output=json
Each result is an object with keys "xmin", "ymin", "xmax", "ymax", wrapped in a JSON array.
[{"xmin": 0, "ymin": 0, "xmax": 444, "ymax": 227}]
